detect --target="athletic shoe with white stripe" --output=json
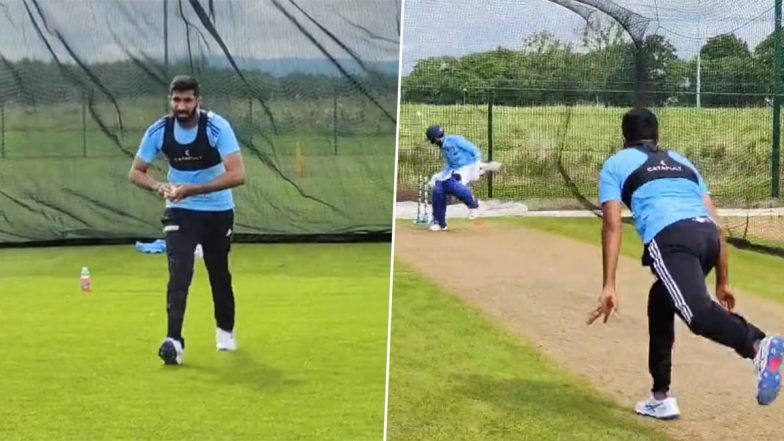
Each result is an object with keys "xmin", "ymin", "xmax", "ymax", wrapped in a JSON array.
[
  {"xmin": 634, "ymin": 396, "xmax": 681, "ymax": 420},
  {"xmin": 429, "ymin": 224, "xmax": 447, "ymax": 231},
  {"xmin": 754, "ymin": 335, "xmax": 784, "ymax": 405}
]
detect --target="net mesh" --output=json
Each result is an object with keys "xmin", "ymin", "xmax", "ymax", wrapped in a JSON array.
[
  {"xmin": 399, "ymin": 0, "xmax": 784, "ymax": 254},
  {"xmin": 0, "ymin": 0, "xmax": 400, "ymax": 244}
]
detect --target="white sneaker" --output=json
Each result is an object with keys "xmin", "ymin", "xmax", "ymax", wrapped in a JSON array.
[
  {"xmin": 216, "ymin": 328, "xmax": 237, "ymax": 351},
  {"xmin": 753, "ymin": 335, "xmax": 784, "ymax": 405},
  {"xmin": 429, "ymin": 224, "xmax": 447, "ymax": 231},
  {"xmin": 634, "ymin": 396, "xmax": 680, "ymax": 420},
  {"xmin": 468, "ymin": 208, "xmax": 478, "ymax": 220},
  {"xmin": 158, "ymin": 337, "xmax": 184, "ymax": 365}
]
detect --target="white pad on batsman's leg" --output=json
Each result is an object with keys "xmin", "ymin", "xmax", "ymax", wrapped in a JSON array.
[{"xmin": 429, "ymin": 162, "xmax": 484, "ymax": 188}]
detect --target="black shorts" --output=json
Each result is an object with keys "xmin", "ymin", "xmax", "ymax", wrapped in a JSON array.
[{"xmin": 161, "ymin": 207, "xmax": 234, "ymax": 255}]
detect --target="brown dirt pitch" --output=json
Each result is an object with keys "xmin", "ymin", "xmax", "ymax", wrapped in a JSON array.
[{"xmin": 394, "ymin": 220, "xmax": 784, "ymax": 441}]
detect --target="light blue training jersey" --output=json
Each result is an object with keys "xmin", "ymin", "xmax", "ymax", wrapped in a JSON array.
[
  {"xmin": 136, "ymin": 110, "xmax": 240, "ymax": 211},
  {"xmin": 441, "ymin": 135, "xmax": 482, "ymax": 170},
  {"xmin": 599, "ymin": 146, "xmax": 712, "ymax": 243}
]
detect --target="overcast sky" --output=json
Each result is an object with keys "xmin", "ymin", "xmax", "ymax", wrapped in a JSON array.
[
  {"xmin": 0, "ymin": 0, "xmax": 400, "ymax": 63},
  {"xmin": 3, "ymin": 0, "xmax": 773, "ymax": 75},
  {"xmin": 401, "ymin": 0, "xmax": 775, "ymax": 74}
]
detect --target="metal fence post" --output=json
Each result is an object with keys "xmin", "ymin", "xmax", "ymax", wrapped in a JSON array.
[
  {"xmin": 773, "ymin": 0, "xmax": 782, "ymax": 198},
  {"xmin": 487, "ymin": 90, "xmax": 494, "ymax": 199}
]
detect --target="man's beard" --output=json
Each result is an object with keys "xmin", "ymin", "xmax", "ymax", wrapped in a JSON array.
[{"xmin": 174, "ymin": 107, "xmax": 197, "ymax": 123}]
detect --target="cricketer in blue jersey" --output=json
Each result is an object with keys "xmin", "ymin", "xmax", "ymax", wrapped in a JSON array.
[
  {"xmin": 129, "ymin": 75, "xmax": 245, "ymax": 366},
  {"xmin": 424, "ymin": 125, "xmax": 482, "ymax": 231},
  {"xmin": 588, "ymin": 108, "xmax": 782, "ymax": 419}
]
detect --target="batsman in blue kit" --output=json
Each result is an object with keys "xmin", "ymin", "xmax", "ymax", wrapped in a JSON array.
[
  {"xmin": 129, "ymin": 75, "xmax": 246, "ymax": 366},
  {"xmin": 589, "ymin": 108, "xmax": 784, "ymax": 419},
  {"xmin": 425, "ymin": 125, "xmax": 482, "ymax": 231}
]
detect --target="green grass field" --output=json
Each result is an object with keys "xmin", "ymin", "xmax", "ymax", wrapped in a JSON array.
[
  {"xmin": 396, "ymin": 104, "xmax": 784, "ymax": 205},
  {"xmin": 0, "ymin": 242, "xmax": 391, "ymax": 440},
  {"xmin": 387, "ymin": 217, "xmax": 784, "ymax": 440},
  {"xmin": 387, "ymin": 262, "xmax": 672, "ymax": 441}
]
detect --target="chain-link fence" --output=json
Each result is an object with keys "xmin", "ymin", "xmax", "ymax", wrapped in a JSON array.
[{"xmin": 399, "ymin": 0, "xmax": 784, "ymax": 252}]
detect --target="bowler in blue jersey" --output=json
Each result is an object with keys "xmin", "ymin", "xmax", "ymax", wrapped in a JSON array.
[
  {"xmin": 129, "ymin": 75, "xmax": 246, "ymax": 365},
  {"xmin": 588, "ymin": 108, "xmax": 783, "ymax": 418}
]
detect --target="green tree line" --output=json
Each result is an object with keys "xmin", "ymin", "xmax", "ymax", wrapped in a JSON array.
[
  {"xmin": 402, "ymin": 26, "xmax": 782, "ymax": 108},
  {"xmin": 0, "ymin": 58, "xmax": 398, "ymax": 105}
]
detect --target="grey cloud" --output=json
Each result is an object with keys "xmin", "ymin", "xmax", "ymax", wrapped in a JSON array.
[{"xmin": 0, "ymin": 0, "xmax": 400, "ymax": 63}]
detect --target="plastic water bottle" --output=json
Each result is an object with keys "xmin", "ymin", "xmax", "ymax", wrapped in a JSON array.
[{"xmin": 80, "ymin": 267, "xmax": 92, "ymax": 293}]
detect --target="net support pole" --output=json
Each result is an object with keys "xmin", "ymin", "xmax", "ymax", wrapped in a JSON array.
[
  {"xmin": 696, "ymin": 53, "xmax": 701, "ymax": 108},
  {"xmin": 82, "ymin": 90, "xmax": 87, "ymax": 158},
  {"xmin": 163, "ymin": 0, "xmax": 169, "ymax": 113},
  {"xmin": 247, "ymin": 96, "xmax": 253, "ymax": 145},
  {"xmin": 634, "ymin": 41, "xmax": 646, "ymax": 108},
  {"xmin": 164, "ymin": 0, "xmax": 169, "ymax": 74},
  {"xmin": 697, "ymin": 0, "xmax": 702, "ymax": 108},
  {"xmin": 333, "ymin": 84, "xmax": 338, "ymax": 155},
  {"xmin": 773, "ymin": 0, "xmax": 782, "ymax": 198},
  {"xmin": 487, "ymin": 91, "xmax": 494, "ymax": 199},
  {"xmin": 0, "ymin": 102, "xmax": 5, "ymax": 159}
]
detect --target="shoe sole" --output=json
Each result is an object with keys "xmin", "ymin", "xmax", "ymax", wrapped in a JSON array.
[
  {"xmin": 158, "ymin": 340, "xmax": 181, "ymax": 365},
  {"xmin": 635, "ymin": 411, "xmax": 680, "ymax": 421},
  {"xmin": 757, "ymin": 336, "xmax": 784, "ymax": 405}
]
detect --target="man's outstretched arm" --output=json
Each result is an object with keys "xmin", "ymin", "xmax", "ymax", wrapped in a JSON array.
[
  {"xmin": 601, "ymin": 200, "xmax": 623, "ymax": 290},
  {"xmin": 587, "ymin": 158, "xmax": 623, "ymax": 325}
]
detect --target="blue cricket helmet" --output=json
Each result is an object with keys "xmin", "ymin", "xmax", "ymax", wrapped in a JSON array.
[{"xmin": 425, "ymin": 125, "xmax": 444, "ymax": 144}]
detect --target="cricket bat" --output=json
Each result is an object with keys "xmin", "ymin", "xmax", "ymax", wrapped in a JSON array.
[{"xmin": 480, "ymin": 161, "xmax": 502, "ymax": 172}]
